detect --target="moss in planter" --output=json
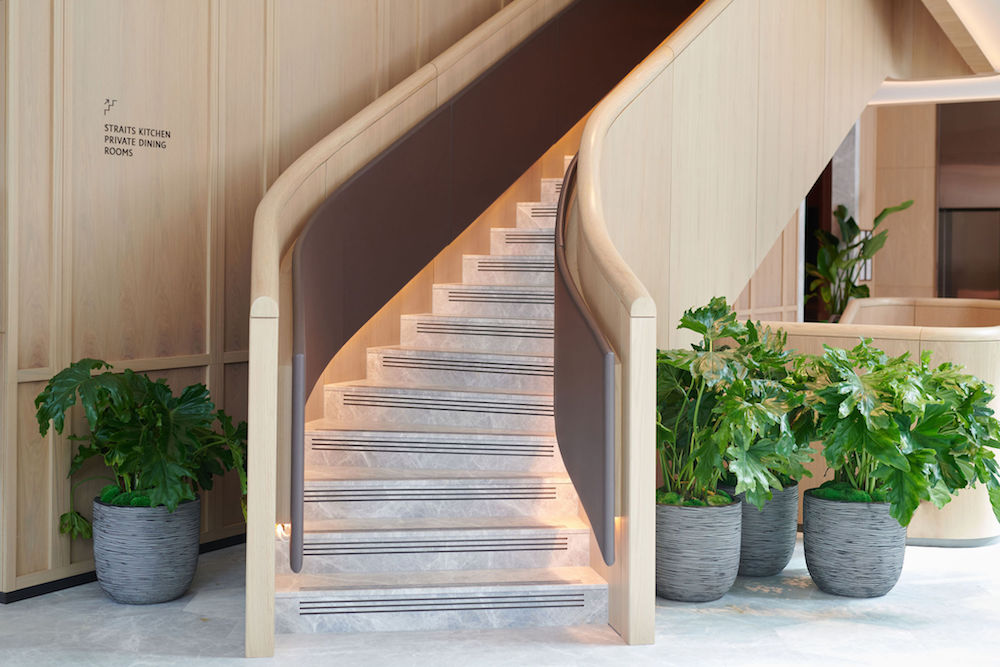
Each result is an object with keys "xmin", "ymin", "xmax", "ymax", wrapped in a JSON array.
[
  {"xmin": 657, "ymin": 488, "xmax": 733, "ymax": 507},
  {"xmin": 809, "ymin": 480, "xmax": 888, "ymax": 503}
]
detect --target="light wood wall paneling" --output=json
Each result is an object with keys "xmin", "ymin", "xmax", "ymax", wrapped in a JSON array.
[
  {"xmin": 277, "ymin": 1, "xmax": 379, "ymax": 172},
  {"xmin": 69, "ymin": 1, "xmax": 211, "ymax": 363},
  {"xmin": 221, "ymin": 0, "xmax": 268, "ymax": 357},
  {"xmin": 824, "ymin": 0, "xmax": 895, "ymax": 160},
  {"xmin": 736, "ymin": 208, "xmax": 803, "ymax": 323},
  {"xmin": 417, "ymin": 0, "xmax": 503, "ymax": 68},
  {"xmin": 16, "ymin": 382, "xmax": 50, "ymax": 577},
  {"xmin": 15, "ymin": 0, "xmax": 52, "ymax": 372},
  {"xmin": 755, "ymin": 0, "xmax": 826, "ymax": 264},
  {"xmin": 668, "ymin": 0, "xmax": 759, "ymax": 348},
  {"xmin": 872, "ymin": 104, "xmax": 937, "ymax": 298}
]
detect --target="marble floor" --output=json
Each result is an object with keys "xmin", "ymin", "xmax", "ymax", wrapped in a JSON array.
[{"xmin": 1, "ymin": 537, "xmax": 998, "ymax": 666}]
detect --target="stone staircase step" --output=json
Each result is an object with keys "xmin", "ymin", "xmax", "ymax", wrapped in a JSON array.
[
  {"xmin": 490, "ymin": 228, "xmax": 554, "ymax": 256},
  {"xmin": 302, "ymin": 467, "xmax": 577, "ymax": 520},
  {"xmin": 304, "ymin": 425, "xmax": 564, "ymax": 472},
  {"xmin": 367, "ymin": 346, "xmax": 553, "ymax": 393},
  {"xmin": 400, "ymin": 314, "xmax": 553, "ymax": 355},
  {"xmin": 516, "ymin": 202, "xmax": 558, "ymax": 229},
  {"xmin": 275, "ymin": 566, "xmax": 608, "ymax": 634},
  {"xmin": 432, "ymin": 283, "xmax": 553, "ymax": 319},
  {"xmin": 275, "ymin": 516, "xmax": 590, "ymax": 574},
  {"xmin": 324, "ymin": 381, "xmax": 553, "ymax": 431},
  {"xmin": 461, "ymin": 254, "xmax": 554, "ymax": 286},
  {"xmin": 540, "ymin": 178, "xmax": 563, "ymax": 204}
]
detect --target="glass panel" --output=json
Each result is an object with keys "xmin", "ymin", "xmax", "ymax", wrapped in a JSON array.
[{"xmin": 939, "ymin": 209, "xmax": 1000, "ymax": 299}]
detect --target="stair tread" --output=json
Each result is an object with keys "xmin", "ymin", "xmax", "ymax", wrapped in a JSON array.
[
  {"xmin": 434, "ymin": 282, "xmax": 553, "ymax": 291},
  {"xmin": 304, "ymin": 465, "xmax": 570, "ymax": 483},
  {"xmin": 276, "ymin": 566, "xmax": 607, "ymax": 595},
  {"xmin": 305, "ymin": 422, "xmax": 556, "ymax": 439},
  {"xmin": 462, "ymin": 254, "xmax": 553, "ymax": 261},
  {"xmin": 324, "ymin": 379, "xmax": 553, "ymax": 400},
  {"xmin": 368, "ymin": 345, "xmax": 553, "ymax": 362},
  {"xmin": 400, "ymin": 313, "xmax": 554, "ymax": 327},
  {"xmin": 302, "ymin": 516, "xmax": 588, "ymax": 534}
]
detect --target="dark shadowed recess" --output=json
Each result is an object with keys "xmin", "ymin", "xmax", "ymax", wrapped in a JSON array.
[{"xmin": 290, "ymin": 0, "xmax": 702, "ymax": 573}]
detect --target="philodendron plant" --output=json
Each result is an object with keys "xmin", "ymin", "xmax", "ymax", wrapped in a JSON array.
[
  {"xmin": 806, "ymin": 200, "xmax": 913, "ymax": 322},
  {"xmin": 656, "ymin": 297, "xmax": 814, "ymax": 509},
  {"xmin": 796, "ymin": 339, "xmax": 1000, "ymax": 526},
  {"xmin": 35, "ymin": 358, "xmax": 248, "ymax": 539}
]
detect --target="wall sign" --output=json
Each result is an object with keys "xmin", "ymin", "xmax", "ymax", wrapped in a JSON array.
[{"xmin": 102, "ymin": 98, "xmax": 171, "ymax": 157}]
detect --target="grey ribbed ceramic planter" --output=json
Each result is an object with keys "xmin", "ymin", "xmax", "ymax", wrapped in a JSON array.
[
  {"xmin": 803, "ymin": 492, "xmax": 906, "ymax": 598},
  {"xmin": 655, "ymin": 502, "xmax": 741, "ymax": 602},
  {"xmin": 721, "ymin": 483, "xmax": 799, "ymax": 577},
  {"xmin": 92, "ymin": 497, "xmax": 201, "ymax": 604}
]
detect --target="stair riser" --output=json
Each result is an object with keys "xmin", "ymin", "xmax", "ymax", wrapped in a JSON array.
[
  {"xmin": 324, "ymin": 389, "xmax": 554, "ymax": 431},
  {"xmin": 461, "ymin": 256, "xmax": 554, "ymax": 286},
  {"xmin": 540, "ymin": 179, "xmax": 562, "ymax": 204},
  {"xmin": 432, "ymin": 287, "xmax": 553, "ymax": 319},
  {"xmin": 276, "ymin": 588, "xmax": 608, "ymax": 634},
  {"xmin": 516, "ymin": 203, "xmax": 557, "ymax": 229},
  {"xmin": 303, "ymin": 486, "xmax": 578, "ymax": 520},
  {"xmin": 400, "ymin": 318, "xmax": 553, "ymax": 356},
  {"xmin": 367, "ymin": 351, "xmax": 553, "ymax": 393},
  {"xmin": 489, "ymin": 229, "xmax": 554, "ymax": 256},
  {"xmin": 275, "ymin": 531, "xmax": 590, "ymax": 574}
]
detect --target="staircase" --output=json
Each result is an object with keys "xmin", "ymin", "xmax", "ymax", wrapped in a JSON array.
[{"xmin": 274, "ymin": 162, "xmax": 609, "ymax": 635}]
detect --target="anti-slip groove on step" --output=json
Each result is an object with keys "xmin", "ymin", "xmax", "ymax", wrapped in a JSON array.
[
  {"xmin": 413, "ymin": 321, "xmax": 553, "ymax": 339},
  {"xmin": 379, "ymin": 355, "xmax": 553, "ymax": 377},
  {"xmin": 340, "ymin": 393, "xmax": 554, "ymax": 416},
  {"xmin": 299, "ymin": 592, "xmax": 586, "ymax": 616},
  {"xmin": 504, "ymin": 232, "xmax": 554, "ymax": 244},
  {"xmin": 474, "ymin": 258, "xmax": 554, "ymax": 273},
  {"xmin": 304, "ymin": 486, "xmax": 559, "ymax": 502},
  {"xmin": 445, "ymin": 290, "xmax": 554, "ymax": 305},
  {"xmin": 303, "ymin": 537, "xmax": 569, "ymax": 556},
  {"xmin": 311, "ymin": 437, "xmax": 555, "ymax": 458}
]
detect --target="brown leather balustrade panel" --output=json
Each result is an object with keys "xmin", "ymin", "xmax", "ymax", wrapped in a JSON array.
[{"xmin": 291, "ymin": 0, "xmax": 701, "ymax": 573}]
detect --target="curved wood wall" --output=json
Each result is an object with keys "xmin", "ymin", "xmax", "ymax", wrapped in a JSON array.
[{"xmin": 0, "ymin": 0, "xmax": 507, "ymax": 600}]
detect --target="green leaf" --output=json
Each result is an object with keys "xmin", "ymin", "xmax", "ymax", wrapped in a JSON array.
[
  {"xmin": 872, "ymin": 199, "xmax": 913, "ymax": 229},
  {"xmin": 59, "ymin": 511, "xmax": 93, "ymax": 539},
  {"xmin": 34, "ymin": 359, "xmax": 114, "ymax": 435},
  {"xmin": 990, "ymin": 486, "xmax": 1000, "ymax": 524},
  {"xmin": 99, "ymin": 484, "xmax": 121, "ymax": 503},
  {"xmin": 927, "ymin": 480, "xmax": 953, "ymax": 509}
]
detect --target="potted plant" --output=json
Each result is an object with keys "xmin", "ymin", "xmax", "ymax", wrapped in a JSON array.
[
  {"xmin": 796, "ymin": 340, "xmax": 1000, "ymax": 597},
  {"xmin": 716, "ymin": 322, "xmax": 814, "ymax": 577},
  {"xmin": 806, "ymin": 200, "xmax": 912, "ymax": 321},
  {"xmin": 656, "ymin": 298, "xmax": 812, "ymax": 600},
  {"xmin": 35, "ymin": 358, "xmax": 248, "ymax": 604}
]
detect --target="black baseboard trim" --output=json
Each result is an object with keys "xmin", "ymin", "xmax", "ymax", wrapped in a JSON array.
[{"xmin": 0, "ymin": 532, "xmax": 246, "ymax": 604}]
